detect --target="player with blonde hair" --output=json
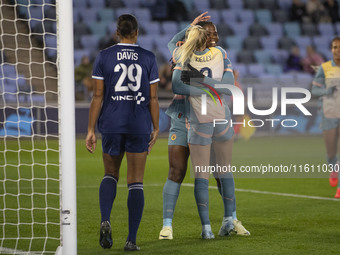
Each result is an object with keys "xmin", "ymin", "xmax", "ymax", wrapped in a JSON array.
[
  {"xmin": 159, "ymin": 13, "xmax": 250, "ymax": 240},
  {"xmin": 169, "ymin": 24, "xmax": 235, "ymax": 238}
]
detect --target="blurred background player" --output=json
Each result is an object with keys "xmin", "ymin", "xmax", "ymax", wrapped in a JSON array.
[
  {"xmin": 311, "ymin": 37, "xmax": 340, "ymax": 198},
  {"xmin": 285, "ymin": 46, "xmax": 303, "ymax": 72},
  {"xmin": 74, "ymin": 55, "xmax": 93, "ymax": 100},
  {"xmin": 158, "ymin": 62, "xmax": 173, "ymax": 91},
  {"xmin": 86, "ymin": 14, "xmax": 159, "ymax": 251},
  {"xmin": 302, "ymin": 45, "xmax": 325, "ymax": 74},
  {"xmin": 159, "ymin": 13, "xmax": 250, "ymax": 240}
]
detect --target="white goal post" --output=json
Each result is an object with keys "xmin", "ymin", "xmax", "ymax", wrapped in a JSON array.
[
  {"xmin": 57, "ymin": 0, "xmax": 77, "ymax": 254},
  {"xmin": 0, "ymin": 0, "xmax": 77, "ymax": 254}
]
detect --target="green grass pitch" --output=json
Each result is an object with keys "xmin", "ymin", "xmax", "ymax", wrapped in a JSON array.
[
  {"xmin": 77, "ymin": 136, "xmax": 340, "ymax": 255},
  {"xmin": 1, "ymin": 136, "xmax": 339, "ymax": 254}
]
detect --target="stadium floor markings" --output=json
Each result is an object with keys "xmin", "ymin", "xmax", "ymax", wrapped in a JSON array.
[
  {"xmin": 77, "ymin": 183, "xmax": 340, "ymax": 201},
  {"xmin": 180, "ymin": 183, "xmax": 340, "ymax": 202},
  {"xmin": 0, "ymin": 247, "xmax": 43, "ymax": 254}
]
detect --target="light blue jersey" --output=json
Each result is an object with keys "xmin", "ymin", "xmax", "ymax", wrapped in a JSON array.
[
  {"xmin": 172, "ymin": 47, "xmax": 234, "ymax": 145},
  {"xmin": 166, "ymin": 26, "xmax": 189, "ymax": 146},
  {"xmin": 312, "ymin": 60, "xmax": 340, "ymax": 130}
]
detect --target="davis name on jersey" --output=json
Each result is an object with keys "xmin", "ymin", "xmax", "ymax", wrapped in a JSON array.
[{"xmin": 117, "ymin": 49, "xmax": 138, "ymax": 61}]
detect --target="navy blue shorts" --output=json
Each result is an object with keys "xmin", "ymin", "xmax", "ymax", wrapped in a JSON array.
[{"xmin": 101, "ymin": 134, "xmax": 150, "ymax": 155}]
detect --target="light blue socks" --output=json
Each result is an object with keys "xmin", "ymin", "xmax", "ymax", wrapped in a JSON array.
[
  {"xmin": 194, "ymin": 178, "xmax": 210, "ymax": 225},
  {"xmin": 163, "ymin": 179, "xmax": 181, "ymax": 227}
]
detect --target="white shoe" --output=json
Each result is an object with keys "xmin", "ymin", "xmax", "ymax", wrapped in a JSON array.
[
  {"xmin": 218, "ymin": 219, "xmax": 234, "ymax": 236},
  {"xmin": 159, "ymin": 226, "xmax": 173, "ymax": 240},
  {"xmin": 201, "ymin": 224, "xmax": 215, "ymax": 239},
  {"xmin": 201, "ymin": 230, "xmax": 215, "ymax": 239},
  {"xmin": 233, "ymin": 219, "xmax": 250, "ymax": 236}
]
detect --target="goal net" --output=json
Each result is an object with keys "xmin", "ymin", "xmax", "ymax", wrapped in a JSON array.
[{"xmin": 0, "ymin": 0, "xmax": 76, "ymax": 254}]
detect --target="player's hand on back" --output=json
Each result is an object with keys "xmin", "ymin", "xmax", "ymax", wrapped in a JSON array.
[
  {"xmin": 181, "ymin": 64, "xmax": 205, "ymax": 83},
  {"xmin": 176, "ymin": 41, "xmax": 185, "ymax": 47},
  {"xmin": 85, "ymin": 132, "xmax": 97, "ymax": 153},
  {"xmin": 148, "ymin": 129, "xmax": 159, "ymax": 154}
]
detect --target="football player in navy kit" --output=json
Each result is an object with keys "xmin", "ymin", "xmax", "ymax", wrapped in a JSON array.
[{"xmin": 86, "ymin": 14, "xmax": 159, "ymax": 251}]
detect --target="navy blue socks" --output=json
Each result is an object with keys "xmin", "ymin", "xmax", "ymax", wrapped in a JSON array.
[
  {"xmin": 99, "ymin": 175, "xmax": 118, "ymax": 222},
  {"xmin": 127, "ymin": 182, "xmax": 144, "ymax": 243}
]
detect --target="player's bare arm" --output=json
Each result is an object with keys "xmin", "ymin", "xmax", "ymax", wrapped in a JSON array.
[
  {"xmin": 148, "ymin": 82, "xmax": 160, "ymax": 154},
  {"xmin": 190, "ymin": 11, "xmax": 210, "ymax": 26},
  {"xmin": 176, "ymin": 12, "xmax": 211, "ymax": 47},
  {"xmin": 86, "ymin": 79, "xmax": 104, "ymax": 153}
]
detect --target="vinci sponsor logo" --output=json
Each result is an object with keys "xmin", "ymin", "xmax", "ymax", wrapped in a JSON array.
[
  {"xmin": 198, "ymin": 84, "xmax": 312, "ymax": 128},
  {"xmin": 111, "ymin": 92, "xmax": 145, "ymax": 104}
]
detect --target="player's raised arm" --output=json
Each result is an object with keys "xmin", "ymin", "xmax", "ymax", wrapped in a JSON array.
[
  {"xmin": 167, "ymin": 12, "xmax": 210, "ymax": 54},
  {"xmin": 190, "ymin": 11, "xmax": 210, "ymax": 26}
]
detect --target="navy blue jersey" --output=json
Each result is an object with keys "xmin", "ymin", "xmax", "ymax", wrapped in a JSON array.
[{"xmin": 92, "ymin": 43, "xmax": 159, "ymax": 134}]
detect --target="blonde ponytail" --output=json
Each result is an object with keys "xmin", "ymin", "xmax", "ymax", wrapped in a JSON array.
[{"xmin": 176, "ymin": 25, "xmax": 208, "ymax": 67}]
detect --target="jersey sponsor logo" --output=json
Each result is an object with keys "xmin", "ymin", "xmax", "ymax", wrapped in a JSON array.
[{"xmin": 111, "ymin": 92, "xmax": 145, "ymax": 104}]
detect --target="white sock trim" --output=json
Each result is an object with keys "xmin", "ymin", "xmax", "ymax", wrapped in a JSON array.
[
  {"xmin": 103, "ymin": 175, "xmax": 117, "ymax": 183},
  {"xmin": 128, "ymin": 184, "xmax": 144, "ymax": 190}
]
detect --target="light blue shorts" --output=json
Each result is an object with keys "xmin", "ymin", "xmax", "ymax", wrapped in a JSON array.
[
  {"xmin": 188, "ymin": 104, "xmax": 234, "ymax": 145},
  {"xmin": 168, "ymin": 114, "xmax": 188, "ymax": 147},
  {"xmin": 188, "ymin": 121, "xmax": 234, "ymax": 146},
  {"xmin": 320, "ymin": 115, "xmax": 340, "ymax": 131}
]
